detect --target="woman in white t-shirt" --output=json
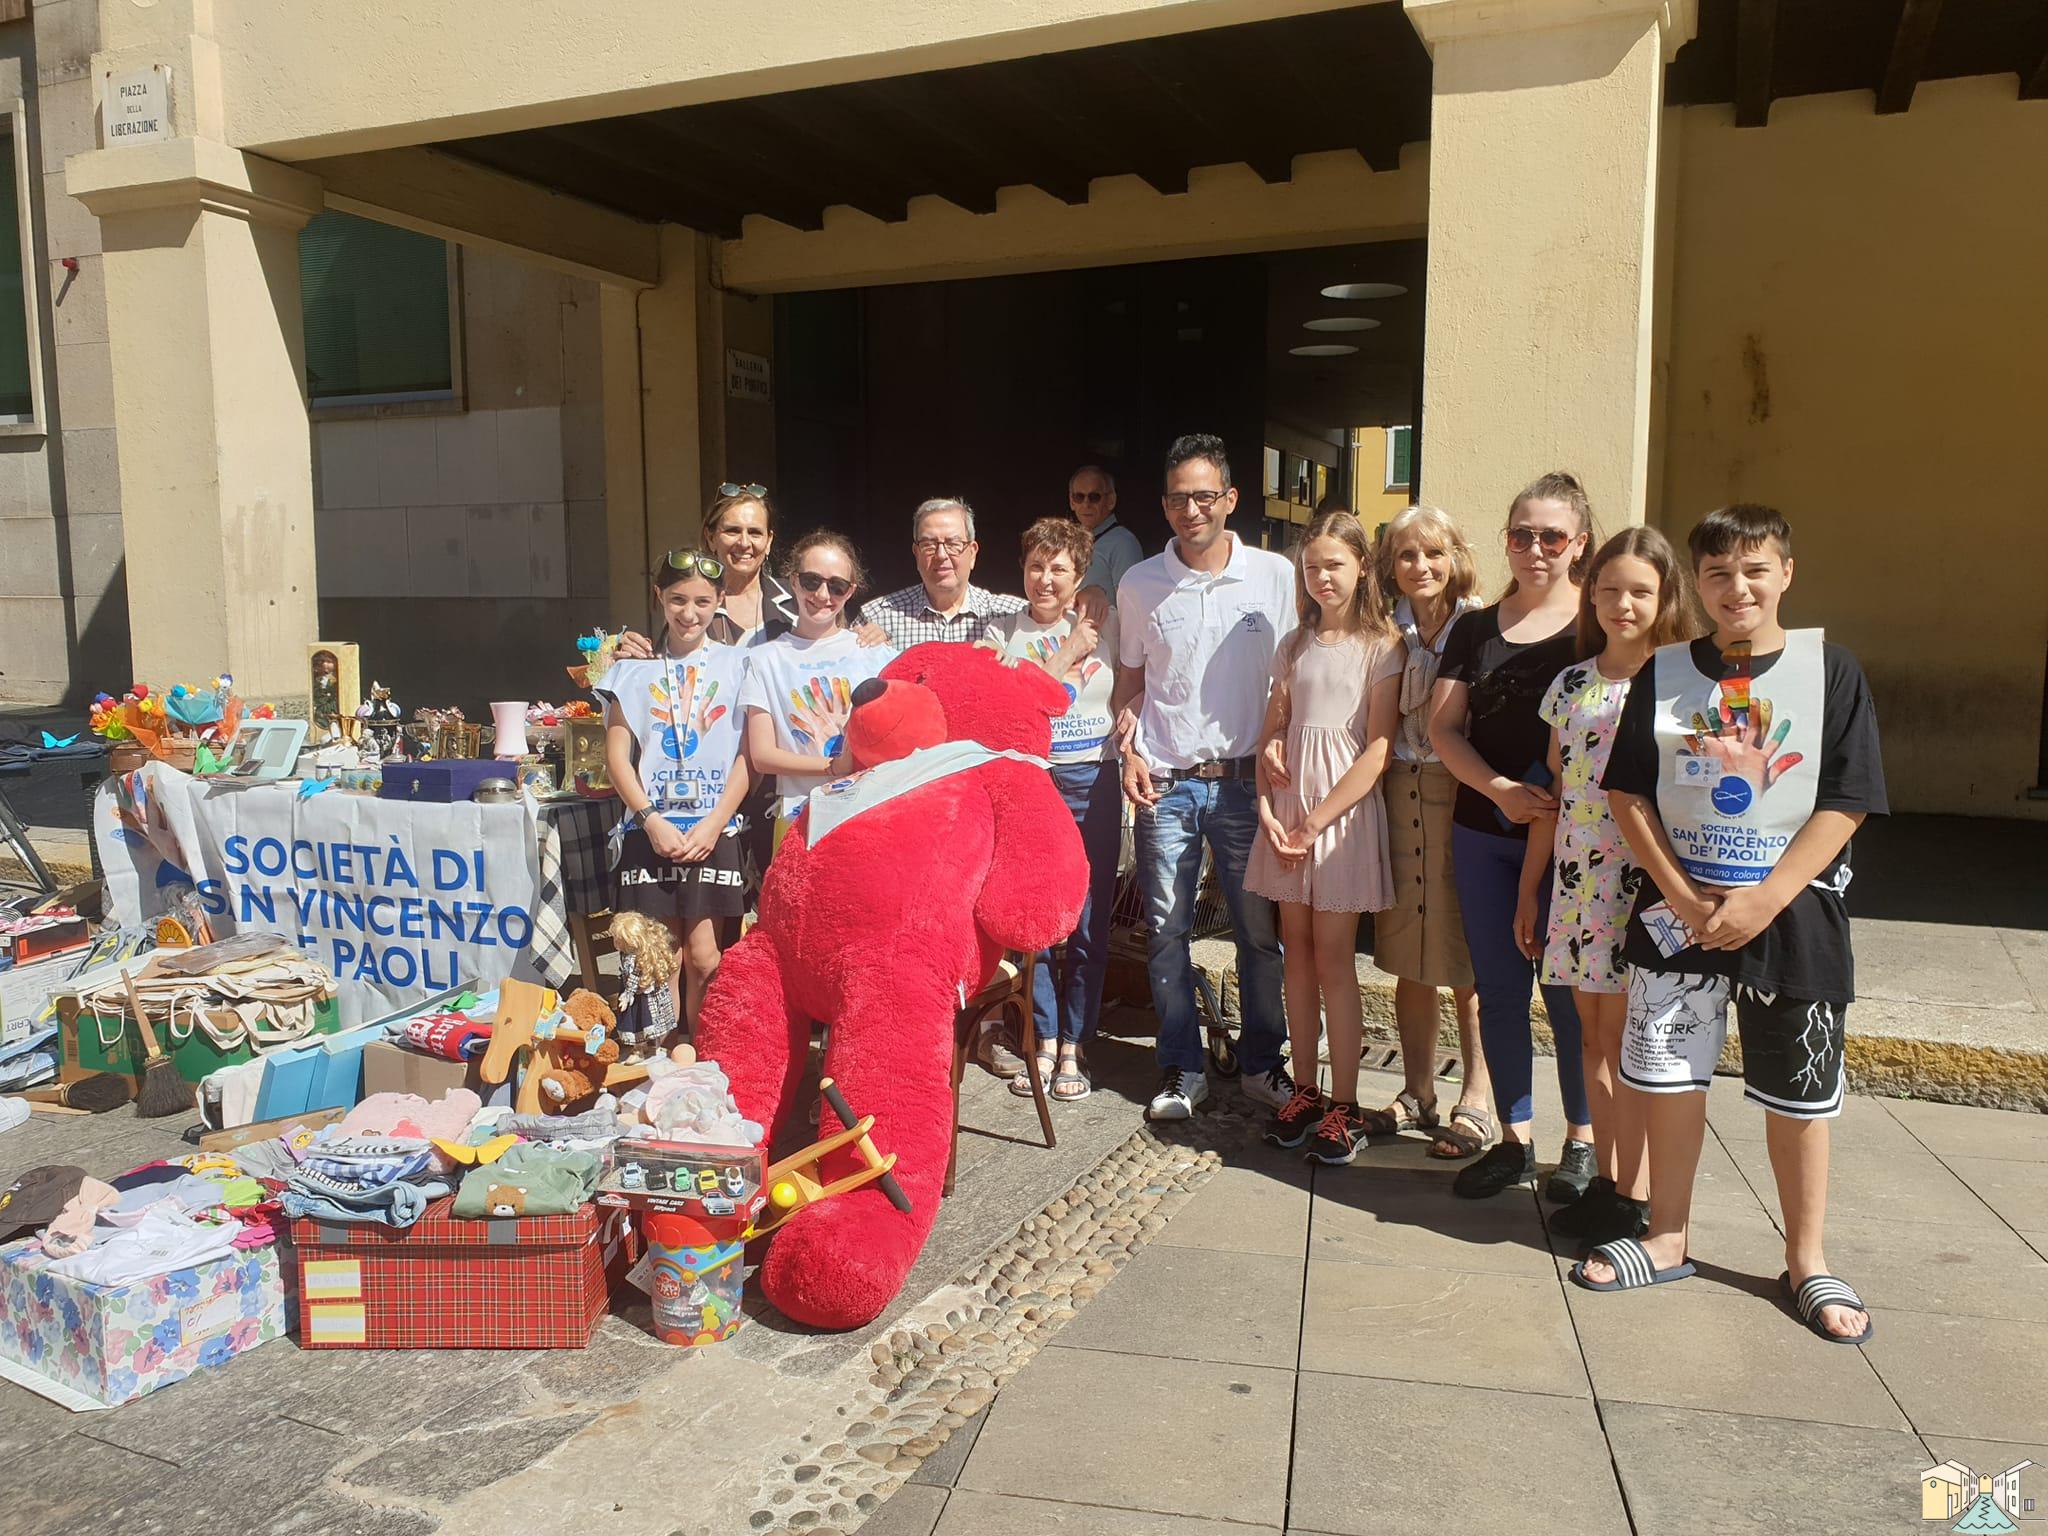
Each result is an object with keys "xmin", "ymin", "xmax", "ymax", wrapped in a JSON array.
[
  {"xmin": 594, "ymin": 549, "xmax": 754, "ymax": 1033},
  {"xmin": 975, "ymin": 518, "xmax": 1120, "ymax": 1102},
  {"xmin": 738, "ymin": 530, "xmax": 896, "ymax": 850}
]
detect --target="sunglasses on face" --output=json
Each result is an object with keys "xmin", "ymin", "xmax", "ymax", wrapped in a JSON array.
[
  {"xmin": 1164, "ymin": 490, "xmax": 1228, "ymax": 511},
  {"xmin": 718, "ymin": 482, "xmax": 768, "ymax": 499},
  {"xmin": 795, "ymin": 570, "xmax": 855, "ymax": 598},
  {"xmin": 1069, "ymin": 490, "xmax": 1107, "ymax": 504},
  {"xmin": 664, "ymin": 549, "xmax": 725, "ymax": 580},
  {"xmin": 1505, "ymin": 527, "xmax": 1575, "ymax": 555}
]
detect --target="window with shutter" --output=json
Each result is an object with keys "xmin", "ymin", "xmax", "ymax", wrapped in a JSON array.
[
  {"xmin": 0, "ymin": 108, "xmax": 41, "ymax": 426},
  {"xmin": 1384, "ymin": 424, "xmax": 1414, "ymax": 493}
]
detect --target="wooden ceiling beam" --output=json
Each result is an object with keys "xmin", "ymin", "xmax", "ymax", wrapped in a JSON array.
[
  {"xmin": 1877, "ymin": 0, "xmax": 1945, "ymax": 114},
  {"xmin": 1279, "ymin": 11, "xmax": 1413, "ymax": 173},
  {"xmin": 711, "ymin": 98, "xmax": 912, "ymax": 224},
  {"xmin": 440, "ymin": 134, "xmax": 744, "ymax": 236},
  {"xmin": 1034, "ymin": 52, "xmax": 1193, "ymax": 196},
  {"xmin": 633, "ymin": 113, "xmax": 833, "ymax": 232},
  {"xmin": 831, "ymin": 83, "xmax": 1003, "ymax": 214},
  {"xmin": 954, "ymin": 65, "xmax": 1114, "ymax": 204},
  {"xmin": 1735, "ymin": 0, "xmax": 1780, "ymax": 127},
  {"xmin": 1127, "ymin": 36, "xmax": 1293, "ymax": 184}
]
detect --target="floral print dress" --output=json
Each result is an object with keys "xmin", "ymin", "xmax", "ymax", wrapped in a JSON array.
[{"xmin": 1538, "ymin": 662, "xmax": 1642, "ymax": 994}]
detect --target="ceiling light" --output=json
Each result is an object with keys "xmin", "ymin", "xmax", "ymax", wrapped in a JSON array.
[
  {"xmin": 1302, "ymin": 317, "xmax": 1380, "ymax": 333},
  {"xmin": 1289, "ymin": 344, "xmax": 1359, "ymax": 358},
  {"xmin": 1319, "ymin": 282, "xmax": 1406, "ymax": 301}
]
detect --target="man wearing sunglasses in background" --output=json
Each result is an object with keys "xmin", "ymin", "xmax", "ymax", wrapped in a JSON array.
[{"xmin": 1067, "ymin": 465, "xmax": 1144, "ymax": 603}]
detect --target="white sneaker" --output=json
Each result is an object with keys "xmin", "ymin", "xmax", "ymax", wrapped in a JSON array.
[
  {"xmin": 1238, "ymin": 1063, "xmax": 1298, "ymax": 1113},
  {"xmin": 1147, "ymin": 1068, "xmax": 1209, "ymax": 1121}
]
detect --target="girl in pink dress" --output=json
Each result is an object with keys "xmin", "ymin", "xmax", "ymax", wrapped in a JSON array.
[{"xmin": 1249, "ymin": 511, "xmax": 1403, "ymax": 1165}]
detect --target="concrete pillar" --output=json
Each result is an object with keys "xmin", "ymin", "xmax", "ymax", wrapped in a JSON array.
[
  {"xmin": 68, "ymin": 139, "xmax": 323, "ymax": 703},
  {"xmin": 1405, "ymin": 0, "xmax": 1695, "ymax": 587},
  {"xmin": 599, "ymin": 225, "xmax": 723, "ymax": 620}
]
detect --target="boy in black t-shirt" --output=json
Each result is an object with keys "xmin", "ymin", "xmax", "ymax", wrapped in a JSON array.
[{"xmin": 1572, "ymin": 505, "xmax": 1886, "ymax": 1346}]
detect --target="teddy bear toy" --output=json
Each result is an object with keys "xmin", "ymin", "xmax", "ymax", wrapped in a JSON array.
[
  {"xmin": 695, "ymin": 641, "xmax": 1088, "ymax": 1330},
  {"xmin": 536, "ymin": 988, "xmax": 622, "ymax": 1106}
]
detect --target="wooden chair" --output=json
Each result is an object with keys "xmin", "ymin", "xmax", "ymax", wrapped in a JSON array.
[
  {"xmin": 946, "ymin": 952, "xmax": 1054, "ymax": 1196},
  {"xmin": 568, "ymin": 909, "xmax": 614, "ymax": 994}
]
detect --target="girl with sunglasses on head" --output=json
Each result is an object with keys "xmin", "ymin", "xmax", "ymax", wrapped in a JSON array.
[
  {"xmin": 737, "ymin": 530, "xmax": 897, "ymax": 852},
  {"xmin": 1429, "ymin": 471, "xmax": 1597, "ymax": 1203},
  {"xmin": 594, "ymin": 548, "xmax": 755, "ymax": 1034}
]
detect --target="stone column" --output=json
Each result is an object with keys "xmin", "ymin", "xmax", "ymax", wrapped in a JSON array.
[
  {"xmin": 599, "ymin": 225, "xmax": 722, "ymax": 619},
  {"xmin": 68, "ymin": 138, "xmax": 322, "ymax": 703},
  {"xmin": 1405, "ymin": 0, "xmax": 1695, "ymax": 586}
]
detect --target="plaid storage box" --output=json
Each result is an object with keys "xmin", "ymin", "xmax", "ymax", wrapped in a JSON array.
[
  {"xmin": 0, "ymin": 1240, "xmax": 287, "ymax": 1407},
  {"xmin": 287, "ymin": 1198, "xmax": 622, "ymax": 1349}
]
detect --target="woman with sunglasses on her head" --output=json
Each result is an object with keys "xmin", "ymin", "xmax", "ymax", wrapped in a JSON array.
[
  {"xmin": 737, "ymin": 530, "xmax": 897, "ymax": 853},
  {"xmin": 595, "ymin": 548, "xmax": 755, "ymax": 1034},
  {"xmin": 1429, "ymin": 472, "xmax": 1598, "ymax": 1203},
  {"xmin": 702, "ymin": 483, "xmax": 800, "ymax": 646}
]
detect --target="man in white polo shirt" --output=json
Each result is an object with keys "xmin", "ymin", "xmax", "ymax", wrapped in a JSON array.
[{"xmin": 1114, "ymin": 433, "xmax": 1298, "ymax": 1121}]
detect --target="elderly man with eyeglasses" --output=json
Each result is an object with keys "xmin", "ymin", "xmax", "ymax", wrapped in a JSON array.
[{"xmin": 861, "ymin": 497, "xmax": 1113, "ymax": 650}]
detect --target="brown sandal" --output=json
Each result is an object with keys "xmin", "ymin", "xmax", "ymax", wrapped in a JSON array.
[
  {"xmin": 1358, "ymin": 1089, "xmax": 1440, "ymax": 1138},
  {"xmin": 1428, "ymin": 1103, "xmax": 1497, "ymax": 1160}
]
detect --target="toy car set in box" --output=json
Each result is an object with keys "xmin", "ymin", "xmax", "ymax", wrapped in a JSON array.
[{"xmin": 595, "ymin": 1140, "xmax": 766, "ymax": 1220}]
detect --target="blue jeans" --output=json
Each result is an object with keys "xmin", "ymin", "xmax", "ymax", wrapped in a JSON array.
[
  {"xmin": 1451, "ymin": 822, "xmax": 1590, "ymax": 1128},
  {"xmin": 1033, "ymin": 761, "xmax": 1123, "ymax": 1045},
  {"xmin": 1135, "ymin": 777, "xmax": 1286, "ymax": 1077}
]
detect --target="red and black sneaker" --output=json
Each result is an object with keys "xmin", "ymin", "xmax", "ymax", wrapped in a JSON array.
[
  {"xmin": 1305, "ymin": 1101, "xmax": 1370, "ymax": 1166},
  {"xmin": 1263, "ymin": 1085, "xmax": 1325, "ymax": 1149}
]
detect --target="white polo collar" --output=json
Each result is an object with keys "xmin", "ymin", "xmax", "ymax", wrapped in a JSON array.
[{"xmin": 1163, "ymin": 530, "xmax": 1246, "ymax": 586}]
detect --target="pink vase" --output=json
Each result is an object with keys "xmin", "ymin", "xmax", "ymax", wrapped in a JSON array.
[{"xmin": 490, "ymin": 701, "xmax": 528, "ymax": 759}]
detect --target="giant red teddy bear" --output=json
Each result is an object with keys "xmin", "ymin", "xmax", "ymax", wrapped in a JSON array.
[{"xmin": 695, "ymin": 641, "xmax": 1088, "ymax": 1329}]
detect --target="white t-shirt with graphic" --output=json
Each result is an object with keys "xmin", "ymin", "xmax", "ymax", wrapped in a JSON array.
[
  {"xmin": 594, "ymin": 646, "xmax": 749, "ymax": 830},
  {"xmin": 976, "ymin": 610, "xmax": 1119, "ymax": 765},
  {"xmin": 736, "ymin": 628, "xmax": 897, "ymax": 816}
]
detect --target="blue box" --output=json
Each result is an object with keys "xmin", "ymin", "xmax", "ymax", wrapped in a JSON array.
[{"xmin": 377, "ymin": 759, "xmax": 507, "ymax": 803}]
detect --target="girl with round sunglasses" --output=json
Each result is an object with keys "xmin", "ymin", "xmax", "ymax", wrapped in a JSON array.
[
  {"xmin": 1429, "ymin": 471, "xmax": 1598, "ymax": 1203},
  {"xmin": 737, "ymin": 530, "xmax": 897, "ymax": 852},
  {"xmin": 594, "ymin": 548, "xmax": 755, "ymax": 1033}
]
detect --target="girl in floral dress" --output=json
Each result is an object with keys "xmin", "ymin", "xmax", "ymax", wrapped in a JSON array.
[{"xmin": 1515, "ymin": 528, "xmax": 1696, "ymax": 1247}]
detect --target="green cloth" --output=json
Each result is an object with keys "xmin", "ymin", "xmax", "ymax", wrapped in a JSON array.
[{"xmin": 450, "ymin": 1142, "xmax": 600, "ymax": 1219}]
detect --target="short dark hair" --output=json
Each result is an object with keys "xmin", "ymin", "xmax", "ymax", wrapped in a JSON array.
[
  {"xmin": 1688, "ymin": 503, "xmax": 1793, "ymax": 566},
  {"xmin": 1165, "ymin": 433, "xmax": 1232, "ymax": 490}
]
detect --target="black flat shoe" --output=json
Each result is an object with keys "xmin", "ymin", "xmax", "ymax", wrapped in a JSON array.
[
  {"xmin": 1548, "ymin": 1175, "xmax": 1617, "ymax": 1238},
  {"xmin": 1453, "ymin": 1140, "xmax": 1535, "ymax": 1199}
]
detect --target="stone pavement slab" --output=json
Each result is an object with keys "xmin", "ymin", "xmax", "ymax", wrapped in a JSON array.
[
  {"xmin": 1940, "ymin": 1154, "xmax": 2048, "ymax": 1229},
  {"xmin": 1052, "ymin": 1243, "xmax": 1302, "ymax": 1370},
  {"xmin": 1288, "ymin": 1373, "xmax": 1627, "ymax": 1536},
  {"xmin": 956, "ymin": 1345, "xmax": 1294, "ymax": 1527},
  {"xmin": 1887, "ymin": 1096, "xmax": 2048, "ymax": 1161},
  {"xmin": 1298, "ymin": 1258, "xmax": 1588, "ymax": 1397},
  {"xmin": 1152, "ymin": 1157, "xmax": 1309, "ymax": 1259},
  {"xmin": 935, "ymin": 1489, "xmax": 1276, "ymax": 1535},
  {"xmin": 1600, "ymin": 1401, "xmax": 1932, "ymax": 1536},
  {"xmin": 1568, "ymin": 1284, "xmax": 1911, "ymax": 1431},
  {"xmin": 1863, "ymin": 1309, "xmax": 2048, "ymax": 1443},
  {"xmin": 1545, "ymin": 1197, "xmax": 1789, "ymax": 1302},
  {"xmin": 1309, "ymin": 1170, "xmax": 1557, "ymax": 1278},
  {"xmin": 1814, "ymin": 1213, "xmax": 2048, "ymax": 1323},
  {"xmin": 1721, "ymin": 1135, "xmax": 2000, "ymax": 1229}
]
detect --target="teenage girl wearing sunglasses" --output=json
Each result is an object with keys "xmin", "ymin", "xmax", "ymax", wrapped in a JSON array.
[
  {"xmin": 594, "ymin": 548, "xmax": 756, "ymax": 1032},
  {"xmin": 1428, "ymin": 471, "xmax": 1598, "ymax": 1204},
  {"xmin": 736, "ymin": 530, "xmax": 897, "ymax": 853}
]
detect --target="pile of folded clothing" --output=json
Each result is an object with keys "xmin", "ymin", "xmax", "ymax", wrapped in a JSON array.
[
  {"xmin": 278, "ymin": 1088, "xmax": 482, "ymax": 1229},
  {"xmin": 2, "ymin": 1156, "xmax": 280, "ymax": 1278}
]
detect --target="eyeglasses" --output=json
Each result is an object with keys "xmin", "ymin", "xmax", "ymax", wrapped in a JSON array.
[
  {"xmin": 1164, "ymin": 490, "xmax": 1229, "ymax": 512},
  {"xmin": 1069, "ymin": 490, "xmax": 1107, "ymax": 505},
  {"xmin": 1506, "ymin": 527, "xmax": 1575, "ymax": 555},
  {"xmin": 664, "ymin": 549, "xmax": 725, "ymax": 580},
  {"xmin": 718, "ymin": 482, "xmax": 767, "ymax": 499},
  {"xmin": 795, "ymin": 570, "xmax": 855, "ymax": 599},
  {"xmin": 914, "ymin": 537, "xmax": 971, "ymax": 557}
]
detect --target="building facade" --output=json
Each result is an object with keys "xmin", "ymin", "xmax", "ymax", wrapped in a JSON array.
[{"xmin": 10, "ymin": 0, "xmax": 2047, "ymax": 817}]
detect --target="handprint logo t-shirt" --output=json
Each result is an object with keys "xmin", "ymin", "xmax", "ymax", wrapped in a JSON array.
[
  {"xmin": 594, "ymin": 645, "xmax": 749, "ymax": 828},
  {"xmin": 735, "ymin": 628, "xmax": 896, "ymax": 816},
  {"xmin": 975, "ymin": 610, "xmax": 1119, "ymax": 765}
]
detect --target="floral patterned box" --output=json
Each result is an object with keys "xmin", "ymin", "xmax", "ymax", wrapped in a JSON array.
[{"xmin": 0, "ymin": 1238, "xmax": 286, "ymax": 1408}]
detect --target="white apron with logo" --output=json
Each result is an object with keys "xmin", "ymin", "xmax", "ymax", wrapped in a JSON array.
[{"xmin": 1651, "ymin": 629, "xmax": 1824, "ymax": 887}]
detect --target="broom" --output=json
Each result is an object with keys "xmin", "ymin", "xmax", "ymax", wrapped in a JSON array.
[
  {"xmin": 123, "ymin": 967, "xmax": 191, "ymax": 1118},
  {"xmin": 18, "ymin": 1073, "xmax": 134, "ymax": 1114}
]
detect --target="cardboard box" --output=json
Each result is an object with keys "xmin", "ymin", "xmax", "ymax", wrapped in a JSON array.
[
  {"xmin": 596, "ymin": 1140, "xmax": 766, "ymax": 1221},
  {"xmin": 0, "ymin": 1241, "xmax": 287, "ymax": 1409},
  {"xmin": 288, "ymin": 1199, "xmax": 623, "ymax": 1349},
  {"xmin": 359, "ymin": 1039, "xmax": 513, "ymax": 1107}
]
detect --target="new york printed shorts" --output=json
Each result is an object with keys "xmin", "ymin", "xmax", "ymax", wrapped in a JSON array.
[{"xmin": 1619, "ymin": 969, "xmax": 1848, "ymax": 1119}]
